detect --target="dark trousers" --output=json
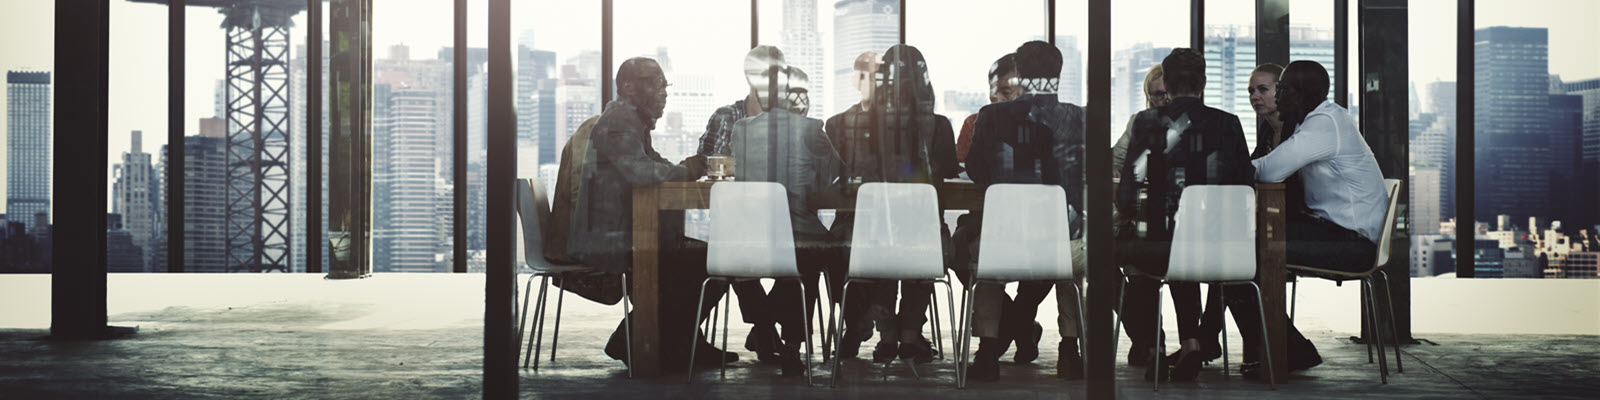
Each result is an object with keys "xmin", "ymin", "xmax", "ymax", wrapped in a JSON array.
[
  {"xmin": 951, "ymin": 213, "xmax": 1056, "ymax": 343},
  {"xmin": 607, "ymin": 243, "xmax": 726, "ymax": 371},
  {"xmin": 1221, "ymin": 212, "xmax": 1371, "ymax": 361},
  {"xmin": 1118, "ymin": 237, "xmax": 1204, "ymax": 341}
]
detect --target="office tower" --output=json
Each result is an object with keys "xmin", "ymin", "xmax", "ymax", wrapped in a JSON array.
[
  {"xmin": 373, "ymin": 86, "xmax": 444, "ymax": 273},
  {"xmin": 113, "ymin": 131, "xmax": 161, "ymax": 272},
  {"xmin": 1560, "ymin": 77, "xmax": 1600, "ymax": 231},
  {"xmin": 106, "ymin": 213, "xmax": 144, "ymax": 273},
  {"xmin": 1550, "ymin": 93, "xmax": 1584, "ymax": 226},
  {"xmin": 1204, "ymin": 26, "xmax": 1336, "ymax": 152},
  {"xmin": 782, "ymin": 0, "xmax": 827, "ymax": 118},
  {"xmin": 1411, "ymin": 166, "xmax": 1441, "ymax": 238},
  {"xmin": 555, "ymin": 61, "xmax": 600, "ymax": 165},
  {"xmin": 517, "ymin": 39, "xmax": 558, "ymax": 166},
  {"xmin": 1475, "ymin": 27, "xmax": 1551, "ymax": 222},
  {"xmin": 6, "ymin": 71, "xmax": 51, "ymax": 233},
  {"xmin": 291, "ymin": 41, "xmax": 331, "ymax": 273},
  {"xmin": 833, "ymin": 0, "xmax": 899, "ymax": 114},
  {"xmin": 1057, "ymin": 35, "xmax": 1084, "ymax": 106},
  {"xmin": 161, "ymin": 134, "xmax": 229, "ymax": 272}
]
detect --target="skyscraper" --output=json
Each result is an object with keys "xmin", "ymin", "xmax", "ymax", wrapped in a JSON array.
[
  {"xmin": 162, "ymin": 133, "xmax": 229, "ymax": 272},
  {"xmin": 113, "ymin": 131, "xmax": 161, "ymax": 272},
  {"xmin": 782, "ymin": 0, "xmax": 827, "ymax": 118},
  {"xmin": 517, "ymin": 41, "xmax": 558, "ymax": 166},
  {"xmin": 6, "ymin": 71, "xmax": 50, "ymax": 233},
  {"xmin": 1204, "ymin": 26, "xmax": 1336, "ymax": 151},
  {"xmin": 1561, "ymin": 77, "xmax": 1600, "ymax": 230},
  {"xmin": 106, "ymin": 213, "xmax": 144, "ymax": 273},
  {"xmin": 1056, "ymin": 35, "xmax": 1084, "ymax": 106},
  {"xmin": 1411, "ymin": 165, "xmax": 1441, "ymax": 236},
  {"xmin": 1550, "ymin": 92, "xmax": 1585, "ymax": 226},
  {"xmin": 373, "ymin": 86, "xmax": 444, "ymax": 273},
  {"xmin": 1475, "ymin": 27, "xmax": 1551, "ymax": 222},
  {"xmin": 1111, "ymin": 43, "xmax": 1170, "ymax": 122},
  {"xmin": 832, "ymin": 0, "xmax": 898, "ymax": 114}
]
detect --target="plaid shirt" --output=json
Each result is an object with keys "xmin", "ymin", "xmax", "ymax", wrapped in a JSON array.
[{"xmin": 696, "ymin": 99, "xmax": 750, "ymax": 157}]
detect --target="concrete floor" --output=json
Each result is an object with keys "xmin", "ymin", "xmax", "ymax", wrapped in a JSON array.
[{"xmin": 0, "ymin": 274, "xmax": 1596, "ymax": 399}]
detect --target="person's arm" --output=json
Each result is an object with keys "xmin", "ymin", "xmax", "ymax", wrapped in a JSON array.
[
  {"xmin": 1215, "ymin": 114, "xmax": 1256, "ymax": 186},
  {"xmin": 1251, "ymin": 113, "xmax": 1338, "ymax": 183},
  {"xmin": 967, "ymin": 110, "xmax": 994, "ymax": 186},
  {"xmin": 696, "ymin": 106, "xmax": 735, "ymax": 157},
  {"xmin": 591, "ymin": 118, "xmax": 689, "ymax": 185},
  {"xmin": 956, "ymin": 113, "xmax": 977, "ymax": 163},
  {"xmin": 805, "ymin": 121, "xmax": 847, "ymax": 209}
]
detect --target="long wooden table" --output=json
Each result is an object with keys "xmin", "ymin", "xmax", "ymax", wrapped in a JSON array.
[{"xmin": 627, "ymin": 180, "xmax": 1288, "ymax": 383}]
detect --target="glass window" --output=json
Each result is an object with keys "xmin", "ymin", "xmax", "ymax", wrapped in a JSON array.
[
  {"xmin": 905, "ymin": 0, "xmax": 1047, "ymax": 118},
  {"xmin": 614, "ymin": 0, "xmax": 748, "ymax": 165},
  {"xmin": 1469, "ymin": 0, "xmax": 1600, "ymax": 278},
  {"xmin": 1202, "ymin": 0, "xmax": 1257, "ymax": 150},
  {"xmin": 104, "ymin": 2, "xmax": 167, "ymax": 273},
  {"xmin": 1, "ymin": 1, "xmax": 55, "ymax": 273},
  {"xmin": 1111, "ymin": 0, "xmax": 1189, "ymax": 126},
  {"xmin": 371, "ymin": 0, "xmax": 454, "ymax": 273}
]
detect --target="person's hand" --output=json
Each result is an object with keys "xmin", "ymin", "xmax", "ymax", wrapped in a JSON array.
[{"xmin": 680, "ymin": 155, "xmax": 708, "ymax": 179}]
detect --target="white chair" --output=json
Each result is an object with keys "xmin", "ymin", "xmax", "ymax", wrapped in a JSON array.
[
  {"xmin": 1287, "ymin": 178, "xmax": 1404, "ymax": 383},
  {"xmin": 955, "ymin": 184, "xmax": 1086, "ymax": 388},
  {"xmin": 514, "ymin": 178, "xmax": 633, "ymax": 377},
  {"xmin": 687, "ymin": 182, "xmax": 815, "ymax": 385},
  {"xmin": 830, "ymin": 182, "xmax": 952, "ymax": 388},
  {"xmin": 1115, "ymin": 185, "xmax": 1277, "ymax": 391}
]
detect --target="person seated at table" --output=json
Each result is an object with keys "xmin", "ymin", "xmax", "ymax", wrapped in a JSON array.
[
  {"xmin": 954, "ymin": 53, "xmax": 1022, "ymax": 163},
  {"xmin": 821, "ymin": 51, "xmax": 882, "ymax": 358},
  {"xmin": 958, "ymin": 41, "xmax": 1087, "ymax": 381},
  {"xmin": 694, "ymin": 46, "xmax": 789, "ymax": 366},
  {"xmin": 1104, "ymin": 62, "xmax": 1168, "ymax": 368},
  {"xmin": 1115, "ymin": 48, "xmax": 1254, "ymax": 382},
  {"xmin": 724, "ymin": 45, "xmax": 848, "ymax": 376},
  {"xmin": 571, "ymin": 57, "xmax": 735, "ymax": 372},
  {"xmin": 1230, "ymin": 60, "xmax": 1388, "ymax": 378},
  {"xmin": 827, "ymin": 44, "xmax": 960, "ymax": 365}
]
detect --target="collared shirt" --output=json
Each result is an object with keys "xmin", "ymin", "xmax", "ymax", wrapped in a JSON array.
[
  {"xmin": 1252, "ymin": 100, "xmax": 1388, "ymax": 243},
  {"xmin": 696, "ymin": 99, "xmax": 750, "ymax": 157}
]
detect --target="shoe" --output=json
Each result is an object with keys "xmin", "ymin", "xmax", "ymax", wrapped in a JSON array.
[
  {"xmin": 968, "ymin": 358, "xmax": 1000, "ymax": 381},
  {"xmin": 744, "ymin": 324, "xmax": 781, "ymax": 364},
  {"xmin": 898, "ymin": 336, "xmax": 936, "ymax": 364},
  {"xmin": 1056, "ymin": 351, "xmax": 1085, "ymax": 380},
  {"xmin": 777, "ymin": 345, "xmax": 807, "ymax": 377},
  {"xmin": 1127, "ymin": 344, "xmax": 1151, "ymax": 367},
  {"xmin": 871, "ymin": 339, "xmax": 899, "ymax": 363},
  {"xmin": 1013, "ymin": 322, "xmax": 1043, "ymax": 364},
  {"xmin": 1167, "ymin": 350, "xmax": 1206, "ymax": 382},
  {"xmin": 837, "ymin": 321, "xmax": 873, "ymax": 359},
  {"xmin": 1142, "ymin": 349, "xmax": 1169, "ymax": 382},
  {"xmin": 693, "ymin": 341, "xmax": 739, "ymax": 367},
  {"xmin": 1240, "ymin": 361, "xmax": 1263, "ymax": 380},
  {"xmin": 1290, "ymin": 342, "xmax": 1323, "ymax": 372}
]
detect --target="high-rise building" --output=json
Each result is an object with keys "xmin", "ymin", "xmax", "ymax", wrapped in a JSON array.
[
  {"xmin": 1111, "ymin": 43, "xmax": 1170, "ymax": 122},
  {"xmin": 555, "ymin": 61, "xmax": 600, "ymax": 166},
  {"xmin": 1411, "ymin": 166, "xmax": 1441, "ymax": 237},
  {"xmin": 1550, "ymin": 92, "xmax": 1585, "ymax": 226},
  {"xmin": 1560, "ymin": 77, "xmax": 1600, "ymax": 231},
  {"xmin": 517, "ymin": 41, "xmax": 558, "ymax": 166},
  {"xmin": 1056, "ymin": 35, "xmax": 1084, "ymax": 106},
  {"xmin": 106, "ymin": 213, "xmax": 144, "ymax": 273},
  {"xmin": 113, "ymin": 131, "xmax": 161, "ymax": 272},
  {"xmin": 373, "ymin": 84, "xmax": 446, "ymax": 273},
  {"xmin": 162, "ymin": 134, "xmax": 229, "ymax": 272},
  {"xmin": 6, "ymin": 71, "xmax": 51, "ymax": 233},
  {"xmin": 291, "ymin": 42, "xmax": 331, "ymax": 273},
  {"xmin": 1204, "ymin": 26, "xmax": 1337, "ymax": 152},
  {"xmin": 1475, "ymin": 27, "xmax": 1551, "ymax": 222},
  {"xmin": 941, "ymin": 90, "xmax": 986, "ymax": 119},
  {"xmin": 832, "ymin": 0, "xmax": 899, "ymax": 114},
  {"xmin": 782, "ymin": 0, "xmax": 827, "ymax": 119}
]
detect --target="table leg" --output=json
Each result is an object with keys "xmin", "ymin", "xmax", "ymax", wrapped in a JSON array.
[
  {"xmin": 631, "ymin": 187, "xmax": 662, "ymax": 377},
  {"xmin": 1257, "ymin": 189, "xmax": 1289, "ymax": 384}
]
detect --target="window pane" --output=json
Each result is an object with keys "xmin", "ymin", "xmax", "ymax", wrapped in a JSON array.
[
  {"xmin": 1203, "ymin": 0, "xmax": 1257, "ymax": 150},
  {"xmin": 1112, "ymin": 0, "xmax": 1188, "ymax": 124},
  {"xmin": 291, "ymin": 3, "xmax": 330, "ymax": 274},
  {"xmin": 105, "ymin": 3, "xmax": 167, "ymax": 273},
  {"xmin": 1470, "ymin": 0, "xmax": 1600, "ymax": 278},
  {"xmin": 1, "ymin": 2, "xmax": 54, "ymax": 273},
  {"xmin": 1407, "ymin": 0, "xmax": 1457, "ymax": 278},
  {"xmin": 180, "ymin": 6, "xmax": 234, "ymax": 272},
  {"xmin": 512, "ymin": 0, "xmax": 601, "ymax": 270},
  {"xmin": 905, "ymin": 0, "xmax": 1047, "ymax": 117},
  {"xmin": 373, "ymin": 0, "xmax": 454, "ymax": 272},
  {"xmin": 614, "ymin": 0, "xmax": 748, "ymax": 165}
]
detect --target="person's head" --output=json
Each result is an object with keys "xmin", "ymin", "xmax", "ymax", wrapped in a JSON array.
[
  {"xmin": 988, "ymin": 53, "xmax": 1019, "ymax": 103},
  {"xmin": 1248, "ymin": 63, "xmax": 1285, "ymax": 119},
  {"xmin": 851, "ymin": 51, "xmax": 881, "ymax": 107},
  {"xmin": 743, "ymin": 45, "xmax": 787, "ymax": 112},
  {"xmin": 878, "ymin": 44, "xmax": 935, "ymax": 113},
  {"xmin": 1275, "ymin": 60, "xmax": 1331, "ymax": 126},
  {"xmin": 1161, "ymin": 48, "xmax": 1205, "ymax": 99},
  {"xmin": 616, "ymin": 57, "xmax": 668, "ymax": 123},
  {"xmin": 1013, "ymin": 41, "xmax": 1062, "ymax": 94},
  {"xmin": 1142, "ymin": 64, "xmax": 1168, "ymax": 108},
  {"xmin": 784, "ymin": 66, "xmax": 812, "ymax": 116}
]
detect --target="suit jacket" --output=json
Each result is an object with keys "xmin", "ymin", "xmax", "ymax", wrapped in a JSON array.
[
  {"xmin": 570, "ymin": 98, "xmax": 693, "ymax": 273},
  {"xmin": 1117, "ymin": 96, "xmax": 1255, "ymax": 242},
  {"xmin": 730, "ymin": 109, "xmax": 845, "ymax": 242}
]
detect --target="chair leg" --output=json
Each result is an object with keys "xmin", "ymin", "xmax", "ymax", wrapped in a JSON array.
[
  {"xmin": 1153, "ymin": 283, "xmax": 1164, "ymax": 392},
  {"xmin": 929, "ymin": 288, "xmax": 943, "ymax": 360},
  {"xmin": 830, "ymin": 279, "xmax": 855, "ymax": 388},
  {"xmin": 820, "ymin": 270, "xmax": 834, "ymax": 363},
  {"xmin": 1379, "ymin": 271, "xmax": 1404, "ymax": 373},
  {"xmin": 943, "ymin": 270, "xmax": 958, "ymax": 361},
  {"xmin": 551, "ymin": 273, "xmax": 567, "ymax": 362},
  {"xmin": 685, "ymin": 278, "xmax": 715, "ymax": 384},
  {"xmin": 1363, "ymin": 279, "xmax": 1374, "ymax": 364},
  {"xmin": 1220, "ymin": 283, "xmax": 1229, "ymax": 380},
  {"xmin": 1072, "ymin": 281, "xmax": 1089, "ymax": 376},
  {"xmin": 531, "ymin": 276, "xmax": 550, "ymax": 369},
  {"xmin": 1290, "ymin": 277, "xmax": 1298, "ymax": 323},
  {"xmin": 957, "ymin": 282, "xmax": 977, "ymax": 389},
  {"xmin": 1113, "ymin": 276, "xmax": 1126, "ymax": 358},
  {"xmin": 1247, "ymin": 282, "xmax": 1277, "ymax": 390},
  {"xmin": 622, "ymin": 273, "xmax": 633, "ymax": 378},
  {"xmin": 798, "ymin": 277, "xmax": 815, "ymax": 386},
  {"xmin": 721, "ymin": 280, "xmax": 732, "ymax": 380},
  {"xmin": 517, "ymin": 273, "xmax": 537, "ymax": 366},
  {"xmin": 1365, "ymin": 278, "xmax": 1389, "ymax": 384}
]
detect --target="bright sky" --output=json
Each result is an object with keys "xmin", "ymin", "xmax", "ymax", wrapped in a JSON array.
[{"xmin": 0, "ymin": 0, "xmax": 1596, "ymax": 214}]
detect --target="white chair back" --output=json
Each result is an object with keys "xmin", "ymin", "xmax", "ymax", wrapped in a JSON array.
[
  {"xmin": 516, "ymin": 178, "xmax": 574, "ymax": 272},
  {"xmin": 1166, "ymin": 185, "xmax": 1257, "ymax": 282},
  {"xmin": 848, "ymin": 182, "xmax": 945, "ymax": 280},
  {"xmin": 976, "ymin": 184, "xmax": 1075, "ymax": 281},
  {"xmin": 707, "ymin": 182, "xmax": 800, "ymax": 278},
  {"xmin": 1373, "ymin": 179, "xmax": 1403, "ymax": 269}
]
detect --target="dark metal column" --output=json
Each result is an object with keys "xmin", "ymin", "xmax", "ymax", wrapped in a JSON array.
[
  {"xmin": 1047, "ymin": 0, "xmax": 1055, "ymax": 45},
  {"xmin": 601, "ymin": 0, "xmax": 613, "ymax": 106},
  {"xmin": 51, "ymin": 0, "xmax": 114, "ymax": 340},
  {"xmin": 484, "ymin": 0, "xmax": 518, "ymax": 396},
  {"xmin": 751, "ymin": 0, "xmax": 758, "ymax": 48},
  {"xmin": 328, "ymin": 0, "xmax": 372, "ymax": 279},
  {"xmin": 169, "ymin": 0, "xmax": 186, "ymax": 273},
  {"xmin": 1455, "ymin": 0, "xmax": 1475, "ymax": 278},
  {"xmin": 1191, "ymin": 0, "xmax": 1204, "ymax": 53},
  {"xmin": 1257, "ymin": 0, "xmax": 1289, "ymax": 66},
  {"xmin": 453, "ymin": 0, "xmax": 467, "ymax": 273},
  {"xmin": 1335, "ymin": 0, "xmax": 1348, "ymax": 108},
  {"xmin": 1085, "ymin": 0, "xmax": 1115, "ymax": 397},
  {"xmin": 898, "ymin": 0, "xmax": 906, "ymax": 44},
  {"xmin": 1358, "ymin": 0, "xmax": 1412, "ymax": 343},
  {"xmin": 306, "ymin": 0, "xmax": 323, "ymax": 274}
]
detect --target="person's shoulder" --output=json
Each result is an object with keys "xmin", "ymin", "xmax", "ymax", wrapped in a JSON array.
[{"xmin": 978, "ymin": 99, "xmax": 1029, "ymax": 116}]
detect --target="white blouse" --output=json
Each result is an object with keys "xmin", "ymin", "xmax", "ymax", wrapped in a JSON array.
[{"xmin": 1251, "ymin": 100, "xmax": 1388, "ymax": 243}]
